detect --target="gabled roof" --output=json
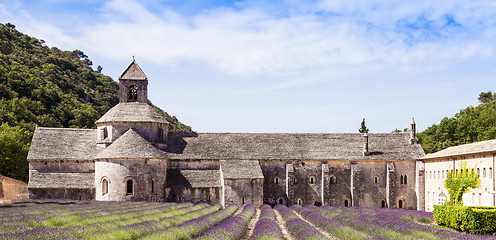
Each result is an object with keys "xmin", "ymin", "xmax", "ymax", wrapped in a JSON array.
[
  {"xmin": 166, "ymin": 169, "xmax": 221, "ymax": 188},
  {"xmin": 95, "ymin": 102, "xmax": 169, "ymax": 124},
  {"xmin": 423, "ymin": 139, "xmax": 496, "ymax": 160},
  {"xmin": 94, "ymin": 129, "xmax": 166, "ymax": 160},
  {"xmin": 220, "ymin": 160, "xmax": 264, "ymax": 179},
  {"xmin": 165, "ymin": 132, "xmax": 425, "ymax": 161},
  {"xmin": 27, "ymin": 128, "xmax": 99, "ymax": 161},
  {"xmin": 28, "ymin": 170, "xmax": 94, "ymax": 189},
  {"xmin": 119, "ymin": 60, "xmax": 147, "ymax": 81}
]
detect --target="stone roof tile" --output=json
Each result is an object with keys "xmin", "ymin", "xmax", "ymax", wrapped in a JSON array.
[
  {"xmin": 220, "ymin": 160, "xmax": 264, "ymax": 179},
  {"xmin": 96, "ymin": 102, "xmax": 169, "ymax": 124},
  {"xmin": 166, "ymin": 169, "xmax": 221, "ymax": 188},
  {"xmin": 165, "ymin": 132, "xmax": 425, "ymax": 160},
  {"xmin": 28, "ymin": 170, "xmax": 94, "ymax": 189},
  {"xmin": 423, "ymin": 139, "xmax": 496, "ymax": 159},
  {"xmin": 94, "ymin": 129, "xmax": 166, "ymax": 159},
  {"xmin": 119, "ymin": 60, "xmax": 147, "ymax": 81},
  {"xmin": 27, "ymin": 128, "xmax": 99, "ymax": 161}
]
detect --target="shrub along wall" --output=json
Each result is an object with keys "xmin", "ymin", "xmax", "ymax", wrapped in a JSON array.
[{"xmin": 433, "ymin": 205, "xmax": 496, "ymax": 235}]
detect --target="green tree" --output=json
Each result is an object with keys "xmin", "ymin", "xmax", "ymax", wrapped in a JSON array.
[
  {"xmin": 0, "ymin": 123, "xmax": 32, "ymax": 182},
  {"xmin": 444, "ymin": 162, "xmax": 480, "ymax": 206},
  {"xmin": 478, "ymin": 91, "xmax": 495, "ymax": 104},
  {"xmin": 358, "ymin": 118, "xmax": 369, "ymax": 133}
]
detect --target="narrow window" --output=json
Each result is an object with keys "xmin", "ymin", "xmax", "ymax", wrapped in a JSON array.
[
  {"xmin": 242, "ymin": 196, "xmax": 246, "ymax": 204},
  {"xmin": 208, "ymin": 195, "xmax": 211, "ymax": 202},
  {"xmin": 178, "ymin": 195, "xmax": 182, "ymax": 202},
  {"xmin": 151, "ymin": 179, "xmax": 156, "ymax": 194},
  {"xmin": 400, "ymin": 175, "xmax": 404, "ymax": 184},
  {"xmin": 477, "ymin": 168, "xmax": 480, "ymax": 176},
  {"xmin": 427, "ymin": 191, "xmax": 430, "ymax": 203},
  {"xmin": 490, "ymin": 168, "xmax": 493, "ymax": 178},
  {"xmin": 330, "ymin": 175, "xmax": 336, "ymax": 184},
  {"xmin": 442, "ymin": 170, "xmax": 444, "ymax": 179},
  {"xmin": 309, "ymin": 176, "xmax": 315, "ymax": 184},
  {"xmin": 298, "ymin": 198, "xmax": 303, "ymax": 206},
  {"xmin": 294, "ymin": 177, "xmax": 298, "ymax": 184},
  {"xmin": 484, "ymin": 168, "xmax": 487, "ymax": 178},
  {"xmin": 381, "ymin": 199, "xmax": 386, "ymax": 208},
  {"xmin": 404, "ymin": 175, "xmax": 407, "ymax": 184},
  {"xmin": 126, "ymin": 179, "xmax": 133, "ymax": 195},
  {"xmin": 274, "ymin": 177, "xmax": 279, "ymax": 184},
  {"xmin": 374, "ymin": 175, "xmax": 379, "ymax": 184},
  {"xmin": 129, "ymin": 84, "xmax": 138, "ymax": 101},
  {"xmin": 102, "ymin": 178, "xmax": 108, "ymax": 195}
]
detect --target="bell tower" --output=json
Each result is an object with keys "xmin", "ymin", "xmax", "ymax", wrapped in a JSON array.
[{"xmin": 118, "ymin": 59, "xmax": 148, "ymax": 103}]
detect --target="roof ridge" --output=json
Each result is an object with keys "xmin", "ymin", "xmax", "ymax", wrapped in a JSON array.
[{"xmin": 36, "ymin": 127, "xmax": 95, "ymax": 131}]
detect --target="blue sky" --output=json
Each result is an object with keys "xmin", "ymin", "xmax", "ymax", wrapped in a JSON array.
[{"xmin": 1, "ymin": 0, "xmax": 495, "ymax": 133}]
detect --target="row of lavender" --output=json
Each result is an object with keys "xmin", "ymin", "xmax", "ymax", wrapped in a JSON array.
[
  {"xmin": 0, "ymin": 200, "xmax": 223, "ymax": 239},
  {"xmin": 2, "ymin": 200, "xmax": 495, "ymax": 239},
  {"xmin": 291, "ymin": 205, "xmax": 496, "ymax": 240}
]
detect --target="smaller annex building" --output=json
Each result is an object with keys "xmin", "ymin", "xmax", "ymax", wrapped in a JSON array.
[
  {"xmin": 423, "ymin": 140, "xmax": 496, "ymax": 211},
  {"xmin": 27, "ymin": 60, "xmax": 426, "ymax": 209}
]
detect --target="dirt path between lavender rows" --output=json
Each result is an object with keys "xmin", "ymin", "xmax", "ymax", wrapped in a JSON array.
[
  {"xmin": 274, "ymin": 209, "xmax": 294, "ymax": 240},
  {"xmin": 241, "ymin": 207, "xmax": 261, "ymax": 240},
  {"xmin": 292, "ymin": 210, "xmax": 338, "ymax": 240}
]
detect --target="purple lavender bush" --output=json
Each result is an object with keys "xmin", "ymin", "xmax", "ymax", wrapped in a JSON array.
[
  {"xmin": 197, "ymin": 204, "xmax": 256, "ymax": 240},
  {"xmin": 275, "ymin": 204, "xmax": 327, "ymax": 240},
  {"xmin": 248, "ymin": 204, "xmax": 284, "ymax": 240}
]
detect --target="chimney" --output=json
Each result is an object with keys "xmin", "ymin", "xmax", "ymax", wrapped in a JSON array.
[
  {"xmin": 410, "ymin": 118, "xmax": 417, "ymax": 144},
  {"xmin": 363, "ymin": 133, "xmax": 370, "ymax": 156}
]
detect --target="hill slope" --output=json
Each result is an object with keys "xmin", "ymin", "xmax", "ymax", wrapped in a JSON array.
[
  {"xmin": 418, "ymin": 97, "xmax": 496, "ymax": 154},
  {"xmin": 0, "ymin": 23, "xmax": 191, "ymax": 182}
]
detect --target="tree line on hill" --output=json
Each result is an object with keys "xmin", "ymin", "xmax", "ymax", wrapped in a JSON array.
[
  {"xmin": 417, "ymin": 91, "xmax": 496, "ymax": 154},
  {"xmin": 0, "ymin": 23, "xmax": 191, "ymax": 182}
]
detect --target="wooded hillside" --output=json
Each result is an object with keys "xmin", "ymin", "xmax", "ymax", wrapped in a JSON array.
[
  {"xmin": 418, "ymin": 93, "xmax": 496, "ymax": 154},
  {"xmin": 0, "ymin": 23, "xmax": 191, "ymax": 182}
]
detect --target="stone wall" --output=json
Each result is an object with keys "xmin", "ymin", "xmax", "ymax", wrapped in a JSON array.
[
  {"xmin": 223, "ymin": 179, "xmax": 263, "ymax": 207},
  {"xmin": 0, "ymin": 175, "xmax": 28, "ymax": 202},
  {"xmin": 95, "ymin": 159, "xmax": 167, "ymax": 201},
  {"xmin": 165, "ymin": 187, "xmax": 221, "ymax": 204},
  {"xmin": 29, "ymin": 188, "xmax": 94, "ymax": 200}
]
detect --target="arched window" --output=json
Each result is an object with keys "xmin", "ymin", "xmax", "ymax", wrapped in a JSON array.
[
  {"xmin": 294, "ymin": 177, "xmax": 298, "ymax": 184},
  {"xmin": 274, "ymin": 176, "xmax": 279, "ymax": 184},
  {"xmin": 344, "ymin": 199, "xmax": 349, "ymax": 207},
  {"xmin": 404, "ymin": 175, "xmax": 407, "ymax": 185},
  {"xmin": 309, "ymin": 175, "xmax": 315, "ymax": 184},
  {"xmin": 278, "ymin": 198, "xmax": 285, "ymax": 205},
  {"xmin": 208, "ymin": 195, "xmax": 212, "ymax": 202},
  {"xmin": 374, "ymin": 175, "xmax": 379, "ymax": 184},
  {"xmin": 490, "ymin": 168, "xmax": 493, "ymax": 178},
  {"xmin": 477, "ymin": 168, "xmax": 480, "ymax": 176},
  {"xmin": 297, "ymin": 198, "xmax": 303, "ymax": 206},
  {"xmin": 400, "ymin": 175, "xmax": 404, "ymax": 184},
  {"xmin": 126, "ymin": 179, "xmax": 133, "ymax": 195},
  {"xmin": 483, "ymin": 168, "xmax": 487, "ymax": 178},
  {"xmin": 151, "ymin": 179, "xmax": 157, "ymax": 194},
  {"xmin": 242, "ymin": 196, "xmax": 246, "ymax": 204},
  {"xmin": 381, "ymin": 199, "xmax": 386, "ymax": 208},
  {"xmin": 398, "ymin": 199, "xmax": 404, "ymax": 209},
  {"xmin": 442, "ymin": 170, "xmax": 444, "ymax": 179},
  {"xmin": 330, "ymin": 175, "xmax": 336, "ymax": 184},
  {"xmin": 129, "ymin": 84, "xmax": 138, "ymax": 101},
  {"xmin": 178, "ymin": 195, "xmax": 182, "ymax": 202},
  {"xmin": 102, "ymin": 178, "xmax": 108, "ymax": 195}
]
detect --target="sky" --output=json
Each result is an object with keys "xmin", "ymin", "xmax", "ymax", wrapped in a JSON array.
[{"xmin": 1, "ymin": 0, "xmax": 495, "ymax": 133}]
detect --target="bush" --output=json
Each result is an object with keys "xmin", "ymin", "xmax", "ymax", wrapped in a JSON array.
[{"xmin": 433, "ymin": 205, "xmax": 496, "ymax": 235}]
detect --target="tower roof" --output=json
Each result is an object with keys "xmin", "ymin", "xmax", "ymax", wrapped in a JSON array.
[
  {"xmin": 96, "ymin": 102, "xmax": 169, "ymax": 124},
  {"xmin": 119, "ymin": 60, "xmax": 147, "ymax": 81},
  {"xmin": 94, "ymin": 128, "xmax": 166, "ymax": 160}
]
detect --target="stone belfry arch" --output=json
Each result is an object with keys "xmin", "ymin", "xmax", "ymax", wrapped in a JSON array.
[{"xmin": 118, "ymin": 59, "xmax": 148, "ymax": 103}]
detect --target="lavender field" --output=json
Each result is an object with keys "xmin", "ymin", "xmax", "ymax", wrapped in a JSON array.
[{"xmin": 0, "ymin": 200, "xmax": 494, "ymax": 240}]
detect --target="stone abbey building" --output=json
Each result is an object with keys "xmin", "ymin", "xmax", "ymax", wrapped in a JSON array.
[{"xmin": 27, "ymin": 61, "xmax": 426, "ymax": 210}]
